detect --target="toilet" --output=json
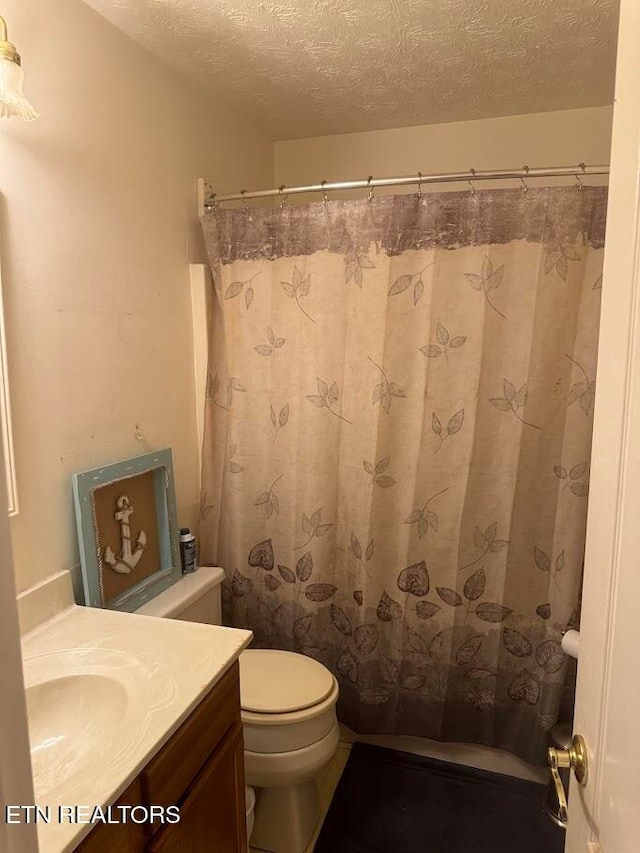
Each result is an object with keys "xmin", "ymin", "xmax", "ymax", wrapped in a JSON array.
[{"xmin": 136, "ymin": 566, "xmax": 340, "ymax": 853}]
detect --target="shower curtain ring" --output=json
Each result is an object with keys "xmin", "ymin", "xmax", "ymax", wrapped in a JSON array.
[
  {"xmin": 416, "ymin": 171, "xmax": 423, "ymax": 198},
  {"xmin": 576, "ymin": 162, "xmax": 586, "ymax": 191},
  {"xmin": 278, "ymin": 185, "xmax": 288, "ymax": 209},
  {"xmin": 520, "ymin": 165, "xmax": 530, "ymax": 193},
  {"xmin": 468, "ymin": 168, "xmax": 476, "ymax": 196},
  {"xmin": 207, "ymin": 192, "xmax": 218, "ymax": 215},
  {"xmin": 367, "ymin": 175, "xmax": 374, "ymax": 203},
  {"xmin": 240, "ymin": 189, "xmax": 248, "ymax": 213},
  {"xmin": 321, "ymin": 180, "xmax": 329, "ymax": 207}
]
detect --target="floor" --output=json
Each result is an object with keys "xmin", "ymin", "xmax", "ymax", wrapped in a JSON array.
[{"xmin": 250, "ymin": 726, "xmax": 547, "ymax": 852}]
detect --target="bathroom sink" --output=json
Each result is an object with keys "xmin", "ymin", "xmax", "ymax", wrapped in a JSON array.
[{"xmin": 23, "ymin": 648, "xmax": 152, "ymax": 799}]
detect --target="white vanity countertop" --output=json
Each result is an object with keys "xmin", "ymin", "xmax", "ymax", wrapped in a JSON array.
[{"xmin": 20, "ymin": 602, "xmax": 252, "ymax": 853}]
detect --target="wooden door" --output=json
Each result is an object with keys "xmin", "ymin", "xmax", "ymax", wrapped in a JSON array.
[
  {"xmin": 147, "ymin": 722, "xmax": 248, "ymax": 853},
  {"xmin": 0, "ymin": 450, "xmax": 37, "ymax": 853},
  {"xmin": 567, "ymin": 1, "xmax": 640, "ymax": 851}
]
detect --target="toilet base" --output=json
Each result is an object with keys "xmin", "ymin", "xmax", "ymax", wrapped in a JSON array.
[{"xmin": 250, "ymin": 779, "xmax": 319, "ymax": 853}]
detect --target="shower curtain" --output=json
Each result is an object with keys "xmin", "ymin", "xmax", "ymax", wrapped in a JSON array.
[{"xmin": 200, "ymin": 187, "xmax": 606, "ymax": 764}]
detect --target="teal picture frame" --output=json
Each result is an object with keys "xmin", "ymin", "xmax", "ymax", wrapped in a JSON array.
[{"xmin": 72, "ymin": 448, "xmax": 181, "ymax": 612}]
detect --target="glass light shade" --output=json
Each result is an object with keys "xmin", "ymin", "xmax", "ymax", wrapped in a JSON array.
[{"xmin": 0, "ymin": 57, "xmax": 38, "ymax": 121}]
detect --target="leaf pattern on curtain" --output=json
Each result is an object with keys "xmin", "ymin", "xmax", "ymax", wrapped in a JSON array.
[
  {"xmin": 420, "ymin": 323, "xmax": 467, "ymax": 361},
  {"xmin": 465, "ymin": 256, "xmax": 507, "ymax": 318},
  {"xmin": 388, "ymin": 263, "xmax": 433, "ymax": 305},
  {"xmin": 200, "ymin": 187, "xmax": 606, "ymax": 765},
  {"xmin": 368, "ymin": 357, "xmax": 406, "ymax": 414}
]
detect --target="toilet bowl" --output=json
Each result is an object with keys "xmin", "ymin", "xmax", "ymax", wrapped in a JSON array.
[{"xmin": 136, "ymin": 567, "xmax": 340, "ymax": 853}]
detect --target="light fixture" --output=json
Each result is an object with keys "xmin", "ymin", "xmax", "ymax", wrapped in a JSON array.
[{"xmin": 0, "ymin": 15, "xmax": 38, "ymax": 120}]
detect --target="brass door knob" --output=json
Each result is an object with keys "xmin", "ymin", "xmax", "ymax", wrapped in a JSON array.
[{"xmin": 547, "ymin": 734, "xmax": 588, "ymax": 825}]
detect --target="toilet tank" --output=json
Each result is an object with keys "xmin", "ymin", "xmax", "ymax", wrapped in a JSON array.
[{"xmin": 135, "ymin": 566, "xmax": 225, "ymax": 625}]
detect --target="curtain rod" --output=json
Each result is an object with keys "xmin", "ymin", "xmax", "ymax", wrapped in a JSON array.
[{"xmin": 203, "ymin": 164, "xmax": 609, "ymax": 208}]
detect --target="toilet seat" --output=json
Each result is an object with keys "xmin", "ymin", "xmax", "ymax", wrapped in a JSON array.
[
  {"xmin": 239, "ymin": 649, "xmax": 339, "ymax": 754},
  {"xmin": 241, "ymin": 676, "xmax": 339, "ymax": 726},
  {"xmin": 240, "ymin": 649, "xmax": 334, "ymax": 713}
]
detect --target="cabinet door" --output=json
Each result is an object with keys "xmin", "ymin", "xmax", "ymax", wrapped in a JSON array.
[
  {"xmin": 76, "ymin": 780, "xmax": 145, "ymax": 852},
  {"xmin": 147, "ymin": 722, "xmax": 247, "ymax": 853},
  {"xmin": 141, "ymin": 664, "xmax": 241, "ymax": 810}
]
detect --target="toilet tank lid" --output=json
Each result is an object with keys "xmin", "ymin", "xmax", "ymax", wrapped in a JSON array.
[
  {"xmin": 136, "ymin": 566, "xmax": 224, "ymax": 618},
  {"xmin": 239, "ymin": 649, "xmax": 334, "ymax": 713}
]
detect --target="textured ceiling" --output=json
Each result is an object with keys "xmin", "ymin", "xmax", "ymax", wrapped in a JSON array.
[{"xmin": 83, "ymin": 0, "xmax": 619, "ymax": 140}]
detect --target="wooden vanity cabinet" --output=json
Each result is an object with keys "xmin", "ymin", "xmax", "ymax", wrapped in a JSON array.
[
  {"xmin": 146, "ymin": 723, "xmax": 246, "ymax": 852},
  {"xmin": 76, "ymin": 662, "xmax": 248, "ymax": 853},
  {"xmin": 74, "ymin": 780, "xmax": 146, "ymax": 853}
]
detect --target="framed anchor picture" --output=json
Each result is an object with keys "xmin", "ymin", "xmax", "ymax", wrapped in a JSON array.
[{"xmin": 72, "ymin": 448, "xmax": 181, "ymax": 612}]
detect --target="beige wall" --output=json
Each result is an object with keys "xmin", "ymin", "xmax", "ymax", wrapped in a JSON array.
[
  {"xmin": 275, "ymin": 107, "xmax": 613, "ymax": 198},
  {"xmin": 0, "ymin": 0, "xmax": 273, "ymax": 593}
]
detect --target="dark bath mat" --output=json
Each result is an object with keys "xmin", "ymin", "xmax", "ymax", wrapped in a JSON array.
[{"xmin": 314, "ymin": 742, "xmax": 564, "ymax": 853}]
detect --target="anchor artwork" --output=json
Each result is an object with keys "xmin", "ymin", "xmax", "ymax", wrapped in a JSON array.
[
  {"xmin": 73, "ymin": 451, "xmax": 180, "ymax": 611},
  {"xmin": 104, "ymin": 494, "xmax": 147, "ymax": 575}
]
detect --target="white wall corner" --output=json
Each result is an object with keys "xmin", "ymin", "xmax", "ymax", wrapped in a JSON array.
[{"xmin": 189, "ymin": 263, "xmax": 209, "ymax": 477}]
